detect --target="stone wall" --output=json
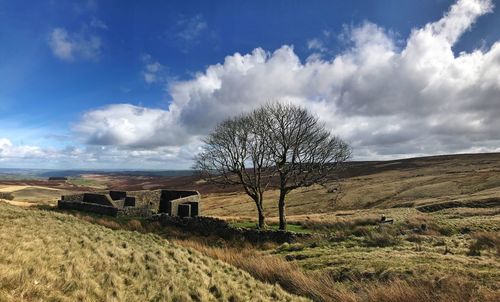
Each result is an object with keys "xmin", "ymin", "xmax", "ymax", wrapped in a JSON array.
[
  {"xmin": 159, "ymin": 191, "xmax": 200, "ymax": 215},
  {"xmin": 127, "ymin": 190, "xmax": 162, "ymax": 210},
  {"xmin": 61, "ymin": 193, "xmax": 85, "ymax": 202},
  {"xmin": 118, "ymin": 205, "xmax": 152, "ymax": 218},
  {"xmin": 151, "ymin": 214, "xmax": 312, "ymax": 244},
  {"xmin": 109, "ymin": 191, "xmax": 127, "ymax": 200},
  {"xmin": 83, "ymin": 193, "xmax": 115, "ymax": 207},
  {"xmin": 58, "ymin": 200, "xmax": 118, "ymax": 216}
]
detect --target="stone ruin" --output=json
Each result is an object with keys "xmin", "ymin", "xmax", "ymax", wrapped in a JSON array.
[{"xmin": 57, "ymin": 189, "xmax": 200, "ymax": 217}]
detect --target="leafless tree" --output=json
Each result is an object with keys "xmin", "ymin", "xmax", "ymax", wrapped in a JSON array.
[
  {"xmin": 194, "ymin": 103, "xmax": 351, "ymax": 230},
  {"xmin": 193, "ymin": 115, "xmax": 272, "ymax": 228},
  {"xmin": 256, "ymin": 103, "xmax": 351, "ymax": 230}
]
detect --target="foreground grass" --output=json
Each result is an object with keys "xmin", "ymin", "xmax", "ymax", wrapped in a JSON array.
[
  {"xmin": 272, "ymin": 209, "xmax": 500, "ymax": 286},
  {"xmin": 0, "ymin": 202, "xmax": 306, "ymax": 302},
  {"xmin": 63, "ymin": 206, "xmax": 499, "ymax": 302}
]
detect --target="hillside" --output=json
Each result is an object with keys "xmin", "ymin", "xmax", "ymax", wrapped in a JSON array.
[
  {"xmin": 0, "ymin": 154, "xmax": 499, "ymax": 301},
  {"xmin": 0, "ymin": 202, "xmax": 306, "ymax": 302},
  {"xmin": 3, "ymin": 153, "xmax": 500, "ymax": 214},
  {"xmin": 200, "ymin": 153, "xmax": 500, "ymax": 218}
]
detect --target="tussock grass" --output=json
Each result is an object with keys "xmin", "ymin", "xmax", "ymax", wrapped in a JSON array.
[
  {"xmin": 175, "ymin": 239, "xmax": 499, "ymax": 302},
  {"xmin": 353, "ymin": 277, "xmax": 499, "ymax": 302},
  {"xmin": 467, "ymin": 232, "xmax": 500, "ymax": 256},
  {"xmin": 0, "ymin": 202, "xmax": 306, "ymax": 301},
  {"xmin": 174, "ymin": 239, "xmax": 339, "ymax": 302},
  {"xmin": 364, "ymin": 226, "xmax": 401, "ymax": 247}
]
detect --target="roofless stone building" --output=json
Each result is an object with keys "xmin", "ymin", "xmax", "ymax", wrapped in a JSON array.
[{"xmin": 58, "ymin": 189, "xmax": 201, "ymax": 217}]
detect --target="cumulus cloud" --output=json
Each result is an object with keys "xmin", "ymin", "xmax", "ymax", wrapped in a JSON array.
[
  {"xmin": 48, "ymin": 26, "xmax": 102, "ymax": 61},
  {"xmin": 74, "ymin": 104, "xmax": 191, "ymax": 148},
  {"xmin": 76, "ymin": 0, "xmax": 500, "ymax": 161}
]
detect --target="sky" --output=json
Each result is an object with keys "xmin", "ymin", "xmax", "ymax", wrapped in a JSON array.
[{"xmin": 0, "ymin": 0, "xmax": 499, "ymax": 169}]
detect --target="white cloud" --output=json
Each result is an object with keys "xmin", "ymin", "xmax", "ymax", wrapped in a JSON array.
[
  {"xmin": 141, "ymin": 54, "xmax": 165, "ymax": 84},
  {"xmin": 307, "ymin": 38, "xmax": 327, "ymax": 52},
  {"xmin": 48, "ymin": 28, "xmax": 74, "ymax": 61},
  {"xmin": 74, "ymin": 104, "xmax": 190, "ymax": 148},
  {"xmin": 48, "ymin": 27, "xmax": 102, "ymax": 61},
  {"xmin": 76, "ymin": 0, "xmax": 500, "ymax": 162},
  {"xmin": 0, "ymin": 138, "xmax": 46, "ymax": 159},
  {"xmin": 0, "ymin": 137, "xmax": 196, "ymax": 169},
  {"xmin": 176, "ymin": 14, "xmax": 208, "ymax": 42}
]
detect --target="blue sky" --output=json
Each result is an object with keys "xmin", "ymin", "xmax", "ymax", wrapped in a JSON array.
[{"xmin": 0, "ymin": 0, "xmax": 499, "ymax": 169}]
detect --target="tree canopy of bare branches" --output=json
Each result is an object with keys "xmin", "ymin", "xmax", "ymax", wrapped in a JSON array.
[
  {"xmin": 193, "ymin": 115, "xmax": 272, "ymax": 228},
  {"xmin": 256, "ymin": 103, "xmax": 351, "ymax": 229},
  {"xmin": 194, "ymin": 102, "xmax": 351, "ymax": 230}
]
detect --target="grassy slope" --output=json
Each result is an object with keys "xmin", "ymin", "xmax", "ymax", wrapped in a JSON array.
[
  {"xmin": 271, "ymin": 207, "xmax": 500, "ymax": 286},
  {"xmin": 0, "ymin": 202, "xmax": 307, "ymax": 302},
  {"xmin": 201, "ymin": 153, "xmax": 500, "ymax": 218},
  {"xmin": 196, "ymin": 153, "xmax": 500, "ymax": 301}
]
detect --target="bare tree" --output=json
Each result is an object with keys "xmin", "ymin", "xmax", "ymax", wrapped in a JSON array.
[
  {"xmin": 193, "ymin": 115, "xmax": 272, "ymax": 228},
  {"xmin": 255, "ymin": 103, "xmax": 351, "ymax": 230}
]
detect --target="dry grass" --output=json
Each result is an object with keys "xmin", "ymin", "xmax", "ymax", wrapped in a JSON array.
[
  {"xmin": 201, "ymin": 154, "xmax": 500, "ymax": 218},
  {"xmin": 468, "ymin": 232, "xmax": 500, "ymax": 256},
  {"xmin": 175, "ymin": 239, "xmax": 499, "ymax": 302},
  {"xmin": 355, "ymin": 277, "xmax": 499, "ymax": 302},
  {"xmin": 0, "ymin": 202, "xmax": 306, "ymax": 302},
  {"xmin": 174, "ymin": 239, "xmax": 341, "ymax": 301}
]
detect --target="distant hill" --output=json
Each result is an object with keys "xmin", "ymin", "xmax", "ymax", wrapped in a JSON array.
[
  {"xmin": 0, "ymin": 168, "xmax": 195, "ymax": 179},
  {"xmin": 200, "ymin": 152, "xmax": 500, "ymax": 217}
]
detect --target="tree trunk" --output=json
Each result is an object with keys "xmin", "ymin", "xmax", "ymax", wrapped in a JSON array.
[
  {"xmin": 258, "ymin": 208, "xmax": 266, "ymax": 229},
  {"xmin": 278, "ymin": 190, "xmax": 287, "ymax": 230},
  {"xmin": 255, "ymin": 196, "xmax": 266, "ymax": 229}
]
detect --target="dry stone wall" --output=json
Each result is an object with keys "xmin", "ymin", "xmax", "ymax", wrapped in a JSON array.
[
  {"xmin": 58, "ymin": 200, "xmax": 118, "ymax": 216},
  {"xmin": 151, "ymin": 214, "xmax": 312, "ymax": 244}
]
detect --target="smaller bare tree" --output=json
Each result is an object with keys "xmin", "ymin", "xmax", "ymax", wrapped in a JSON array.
[
  {"xmin": 193, "ymin": 115, "xmax": 272, "ymax": 228},
  {"xmin": 256, "ymin": 103, "xmax": 352, "ymax": 230}
]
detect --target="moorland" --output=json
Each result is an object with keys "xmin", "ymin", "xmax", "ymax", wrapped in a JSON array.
[{"xmin": 0, "ymin": 153, "xmax": 499, "ymax": 301}]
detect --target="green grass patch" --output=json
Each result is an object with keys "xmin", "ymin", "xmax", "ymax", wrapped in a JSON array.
[
  {"xmin": 67, "ymin": 177, "xmax": 107, "ymax": 189},
  {"xmin": 231, "ymin": 221, "xmax": 312, "ymax": 233}
]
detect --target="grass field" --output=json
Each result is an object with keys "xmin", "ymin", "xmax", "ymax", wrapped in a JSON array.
[
  {"xmin": 0, "ymin": 185, "xmax": 67, "ymax": 205},
  {"xmin": 0, "ymin": 202, "xmax": 305, "ymax": 302}
]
